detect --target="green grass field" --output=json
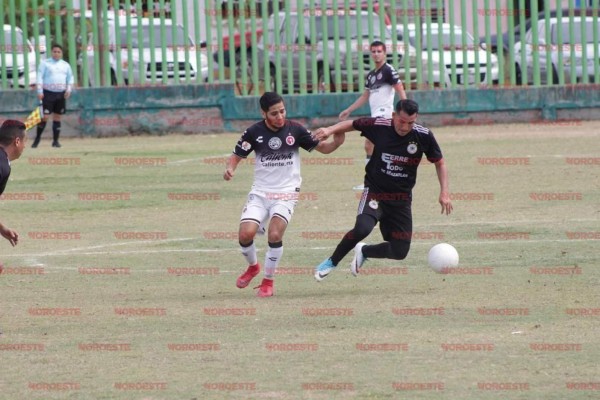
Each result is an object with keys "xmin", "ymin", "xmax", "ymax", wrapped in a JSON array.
[{"xmin": 0, "ymin": 121, "xmax": 598, "ymax": 399}]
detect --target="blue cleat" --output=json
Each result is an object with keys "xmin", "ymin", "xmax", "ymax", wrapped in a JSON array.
[{"xmin": 314, "ymin": 258, "xmax": 336, "ymax": 282}]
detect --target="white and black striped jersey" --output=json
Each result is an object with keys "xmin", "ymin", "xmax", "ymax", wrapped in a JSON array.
[
  {"xmin": 352, "ymin": 117, "xmax": 443, "ymax": 199},
  {"xmin": 233, "ymin": 120, "xmax": 319, "ymax": 193},
  {"xmin": 365, "ymin": 63, "xmax": 401, "ymax": 118}
]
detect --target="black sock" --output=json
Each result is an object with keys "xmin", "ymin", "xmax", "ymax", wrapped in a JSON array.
[
  {"xmin": 52, "ymin": 121, "xmax": 61, "ymax": 142},
  {"xmin": 330, "ymin": 214, "xmax": 377, "ymax": 265},
  {"xmin": 35, "ymin": 122, "xmax": 47, "ymax": 142},
  {"xmin": 362, "ymin": 240, "xmax": 411, "ymax": 260}
]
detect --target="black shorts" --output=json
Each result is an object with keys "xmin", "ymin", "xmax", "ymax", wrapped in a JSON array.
[
  {"xmin": 42, "ymin": 90, "xmax": 67, "ymax": 115},
  {"xmin": 357, "ymin": 188, "xmax": 412, "ymax": 242}
]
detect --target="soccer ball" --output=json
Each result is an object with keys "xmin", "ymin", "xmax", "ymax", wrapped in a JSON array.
[{"xmin": 428, "ymin": 243, "xmax": 459, "ymax": 274}]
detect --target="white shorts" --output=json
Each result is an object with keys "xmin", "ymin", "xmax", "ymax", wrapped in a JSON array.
[{"xmin": 240, "ymin": 190, "xmax": 298, "ymax": 227}]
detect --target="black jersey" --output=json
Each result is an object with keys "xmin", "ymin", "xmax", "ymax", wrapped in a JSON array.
[
  {"xmin": 0, "ymin": 148, "xmax": 11, "ymax": 195},
  {"xmin": 233, "ymin": 120, "xmax": 319, "ymax": 193},
  {"xmin": 365, "ymin": 63, "xmax": 401, "ymax": 118},
  {"xmin": 353, "ymin": 117, "xmax": 443, "ymax": 199}
]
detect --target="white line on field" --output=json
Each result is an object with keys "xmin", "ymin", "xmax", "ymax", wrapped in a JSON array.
[
  {"xmin": 167, "ymin": 157, "xmax": 206, "ymax": 165},
  {"xmin": 4, "ymin": 237, "xmax": 593, "ymax": 259},
  {"xmin": 423, "ymin": 218, "xmax": 596, "ymax": 227},
  {"xmin": 167, "ymin": 153, "xmax": 233, "ymax": 165},
  {"xmin": 53, "ymin": 237, "xmax": 198, "ymax": 253},
  {"xmin": 525, "ymin": 154, "xmax": 599, "ymax": 158}
]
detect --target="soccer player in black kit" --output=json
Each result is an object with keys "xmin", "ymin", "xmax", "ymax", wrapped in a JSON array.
[
  {"xmin": 0, "ymin": 120, "xmax": 28, "ymax": 273},
  {"xmin": 339, "ymin": 40, "xmax": 407, "ymax": 191},
  {"xmin": 223, "ymin": 92, "xmax": 345, "ymax": 297},
  {"xmin": 313, "ymin": 99, "xmax": 453, "ymax": 281}
]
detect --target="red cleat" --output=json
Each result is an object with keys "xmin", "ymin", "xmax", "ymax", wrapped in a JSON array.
[
  {"xmin": 255, "ymin": 278, "xmax": 274, "ymax": 297},
  {"xmin": 236, "ymin": 263, "xmax": 260, "ymax": 289}
]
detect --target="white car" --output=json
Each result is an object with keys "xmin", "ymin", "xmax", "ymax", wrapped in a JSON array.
[
  {"xmin": 394, "ymin": 23, "xmax": 499, "ymax": 87},
  {"xmin": 1, "ymin": 25, "xmax": 37, "ymax": 88},
  {"xmin": 514, "ymin": 16, "xmax": 600, "ymax": 85},
  {"xmin": 82, "ymin": 17, "xmax": 208, "ymax": 86},
  {"xmin": 254, "ymin": 9, "xmax": 416, "ymax": 94},
  {"xmin": 32, "ymin": 10, "xmax": 121, "ymax": 57}
]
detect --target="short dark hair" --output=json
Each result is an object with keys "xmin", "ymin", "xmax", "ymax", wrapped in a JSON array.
[
  {"xmin": 259, "ymin": 92, "xmax": 284, "ymax": 112},
  {"xmin": 395, "ymin": 99, "xmax": 419, "ymax": 115},
  {"xmin": 370, "ymin": 40, "xmax": 386, "ymax": 52},
  {"xmin": 0, "ymin": 120, "xmax": 26, "ymax": 146},
  {"xmin": 51, "ymin": 43, "xmax": 63, "ymax": 51}
]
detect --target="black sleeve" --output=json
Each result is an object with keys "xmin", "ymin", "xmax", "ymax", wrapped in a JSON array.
[
  {"xmin": 232, "ymin": 128, "xmax": 254, "ymax": 158},
  {"xmin": 382, "ymin": 64, "xmax": 400, "ymax": 85},
  {"xmin": 292, "ymin": 121, "xmax": 319, "ymax": 152},
  {"xmin": 353, "ymin": 117, "xmax": 379, "ymax": 144},
  {"xmin": 424, "ymin": 130, "xmax": 443, "ymax": 163}
]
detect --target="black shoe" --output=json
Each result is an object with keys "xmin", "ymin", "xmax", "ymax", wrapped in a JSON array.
[
  {"xmin": 31, "ymin": 141, "xmax": 39, "ymax": 148},
  {"xmin": 52, "ymin": 141, "xmax": 61, "ymax": 148}
]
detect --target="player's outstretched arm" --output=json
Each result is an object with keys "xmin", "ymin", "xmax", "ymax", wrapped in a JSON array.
[
  {"xmin": 434, "ymin": 158, "xmax": 453, "ymax": 215},
  {"xmin": 339, "ymin": 90, "xmax": 369, "ymax": 120},
  {"xmin": 223, "ymin": 154, "xmax": 243, "ymax": 181},
  {"xmin": 0, "ymin": 223, "xmax": 19, "ymax": 246},
  {"xmin": 312, "ymin": 120, "xmax": 355, "ymax": 142},
  {"xmin": 315, "ymin": 132, "xmax": 345, "ymax": 154}
]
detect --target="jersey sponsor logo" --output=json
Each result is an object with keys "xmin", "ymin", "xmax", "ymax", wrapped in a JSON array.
[
  {"xmin": 241, "ymin": 141, "xmax": 252, "ymax": 151},
  {"xmin": 286, "ymin": 135, "xmax": 295, "ymax": 146},
  {"xmin": 256, "ymin": 136, "xmax": 264, "ymax": 143},
  {"xmin": 381, "ymin": 153, "xmax": 409, "ymax": 178},
  {"xmin": 268, "ymin": 137, "xmax": 282, "ymax": 150},
  {"xmin": 259, "ymin": 152, "xmax": 294, "ymax": 166},
  {"xmin": 407, "ymin": 142, "xmax": 418, "ymax": 154}
]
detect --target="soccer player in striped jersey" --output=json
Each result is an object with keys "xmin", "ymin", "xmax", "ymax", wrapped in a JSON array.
[
  {"xmin": 223, "ymin": 92, "xmax": 345, "ymax": 297},
  {"xmin": 313, "ymin": 99, "xmax": 453, "ymax": 281}
]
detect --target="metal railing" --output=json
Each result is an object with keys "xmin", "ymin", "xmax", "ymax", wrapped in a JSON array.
[{"xmin": 1, "ymin": 0, "xmax": 598, "ymax": 94}]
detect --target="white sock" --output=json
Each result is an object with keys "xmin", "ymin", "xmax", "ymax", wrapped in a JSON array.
[
  {"xmin": 240, "ymin": 242, "xmax": 258, "ymax": 266},
  {"xmin": 264, "ymin": 243, "xmax": 283, "ymax": 278}
]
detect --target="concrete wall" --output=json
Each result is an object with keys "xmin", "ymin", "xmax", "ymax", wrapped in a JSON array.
[{"xmin": 1, "ymin": 83, "xmax": 599, "ymax": 137}]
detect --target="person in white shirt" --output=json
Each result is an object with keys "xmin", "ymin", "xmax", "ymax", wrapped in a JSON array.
[
  {"xmin": 223, "ymin": 92, "xmax": 345, "ymax": 297},
  {"xmin": 339, "ymin": 41, "xmax": 407, "ymax": 190},
  {"xmin": 33, "ymin": 44, "xmax": 74, "ymax": 148}
]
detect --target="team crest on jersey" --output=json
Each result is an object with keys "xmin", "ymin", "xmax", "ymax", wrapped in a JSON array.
[
  {"xmin": 369, "ymin": 199, "xmax": 378, "ymax": 209},
  {"xmin": 407, "ymin": 142, "xmax": 418, "ymax": 154},
  {"xmin": 241, "ymin": 141, "xmax": 252, "ymax": 151},
  {"xmin": 377, "ymin": 72, "xmax": 383, "ymax": 80},
  {"xmin": 286, "ymin": 135, "xmax": 295, "ymax": 146},
  {"xmin": 268, "ymin": 137, "xmax": 282, "ymax": 150}
]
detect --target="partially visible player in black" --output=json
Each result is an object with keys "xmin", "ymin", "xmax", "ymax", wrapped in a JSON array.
[
  {"xmin": 313, "ymin": 99, "xmax": 453, "ymax": 281},
  {"xmin": 0, "ymin": 120, "xmax": 28, "ymax": 273}
]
